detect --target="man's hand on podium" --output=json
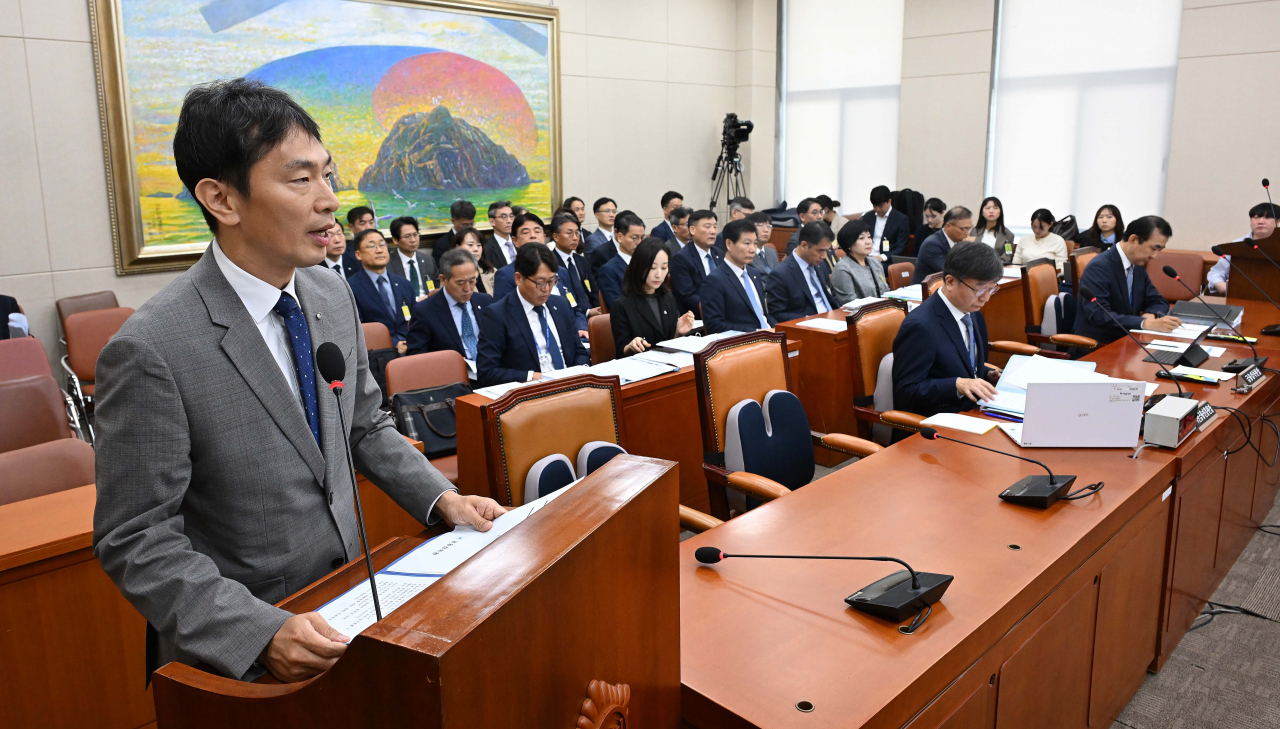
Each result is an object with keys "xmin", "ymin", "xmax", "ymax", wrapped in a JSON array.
[
  {"xmin": 260, "ymin": 612, "xmax": 350, "ymax": 682},
  {"xmin": 436, "ymin": 491, "xmax": 508, "ymax": 532}
]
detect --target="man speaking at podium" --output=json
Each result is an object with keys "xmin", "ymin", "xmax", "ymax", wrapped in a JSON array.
[{"xmin": 92, "ymin": 79, "xmax": 505, "ymax": 684}]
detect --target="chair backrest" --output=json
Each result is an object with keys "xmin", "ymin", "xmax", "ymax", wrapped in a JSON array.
[
  {"xmin": 694, "ymin": 331, "xmax": 790, "ymax": 455},
  {"xmin": 0, "ymin": 337, "xmax": 52, "ymax": 382},
  {"xmin": 362, "ymin": 322, "xmax": 393, "ymax": 351},
  {"xmin": 384, "ymin": 350, "xmax": 468, "ymax": 397},
  {"xmin": 1020, "ymin": 261, "xmax": 1059, "ymax": 328},
  {"xmin": 0, "ymin": 438, "xmax": 96, "ymax": 507},
  {"xmin": 921, "ymin": 272, "xmax": 945, "ymax": 300},
  {"xmin": 64, "ymin": 307, "xmax": 134, "ymax": 382},
  {"xmin": 482, "ymin": 375, "xmax": 626, "ymax": 506},
  {"xmin": 56, "ymin": 291, "xmax": 118, "ymax": 329},
  {"xmin": 848, "ymin": 300, "xmax": 908, "ymax": 401},
  {"xmin": 589, "ymin": 313, "xmax": 614, "ymax": 364},
  {"xmin": 0, "ymin": 375, "xmax": 71, "ymax": 454},
  {"xmin": 1147, "ymin": 250, "xmax": 1205, "ymax": 302},
  {"xmin": 1070, "ymin": 246, "xmax": 1100, "ymax": 298},
  {"xmin": 770, "ymin": 226, "xmax": 796, "ymax": 252},
  {"xmin": 886, "ymin": 262, "xmax": 915, "ymax": 290}
]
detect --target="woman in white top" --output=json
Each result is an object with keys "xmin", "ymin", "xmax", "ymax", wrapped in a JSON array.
[
  {"xmin": 970, "ymin": 196, "xmax": 1015, "ymax": 263},
  {"xmin": 1012, "ymin": 208, "xmax": 1069, "ymax": 274}
]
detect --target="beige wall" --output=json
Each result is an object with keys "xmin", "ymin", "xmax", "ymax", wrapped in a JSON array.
[
  {"xmin": 0, "ymin": 0, "xmax": 778, "ymax": 371},
  {"xmin": 1164, "ymin": 0, "xmax": 1280, "ymax": 250}
]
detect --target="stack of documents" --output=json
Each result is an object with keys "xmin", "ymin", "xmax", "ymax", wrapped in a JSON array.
[
  {"xmin": 1129, "ymin": 323, "xmax": 1209, "ymax": 341},
  {"xmin": 474, "ymin": 379, "xmax": 540, "ymax": 400},
  {"xmin": 920, "ymin": 413, "xmax": 998, "ymax": 434},
  {"xmin": 796, "ymin": 318, "xmax": 848, "ymax": 333},
  {"xmin": 633, "ymin": 349, "xmax": 695, "ymax": 369},
  {"xmin": 841, "ymin": 296, "xmax": 887, "ymax": 312},
  {"xmin": 586, "ymin": 357, "xmax": 679, "ymax": 384},
  {"xmin": 885, "ymin": 284, "xmax": 923, "ymax": 303},
  {"xmin": 654, "ymin": 331, "xmax": 744, "ymax": 354},
  {"xmin": 985, "ymin": 355, "xmax": 1159, "ymax": 420},
  {"xmin": 1170, "ymin": 365, "xmax": 1234, "ymax": 382}
]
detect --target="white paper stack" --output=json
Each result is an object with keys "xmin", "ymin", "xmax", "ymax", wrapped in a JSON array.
[
  {"xmin": 920, "ymin": 413, "xmax": 998, "ymax": 434},
  {"xmin": 885, "ymin": 284, "xmax": 923, "ymax": 303},
  {"xmin": 588, "ymin": 357, "xmax": 678, "ymax": 384},
  {"xmin": 841, "ymin": 296, "xmax": 887, "ymax": 312},
  {"xmin": 474, "ymin": 379, "xmax": 540, "ymax": 400},
  {"xmin": 796, "ymin": 318, "xmax": 848, "ymax": 333},
  {"xmin": 634, "ymin": 349, "xmax": 695, "ymax": 369}
]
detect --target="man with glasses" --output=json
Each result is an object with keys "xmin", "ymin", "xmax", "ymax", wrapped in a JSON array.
[
  {"xmin": 664, "ymin": 205, "xmax": 693, "ymax": 258},
  {"xmin": 406, "ymin": 248, "xmax": 493, "ymax": 361},
  {"xmin": 892, "ymin": 242, "xmax": 1004, "ymax": 423},
  {"xmin": 585, "ymin": 197, "xmax": 617, "ymax": 255},
  {"xmin": 483, "ymin": 201, "xmax": 517, "ymax": 267},
  {"xmin": 386, "ymin": 216, "xmax": 438, "ymax": 300},
  {"xmin": 766, "ymin": 221, "xmax": 836, "ymax": 323},
  {"xmin": 746, "ymin": 211, "xmax": 778, "ymax": 275},
  {"xmin": 348, "ymin": 229, "xmax": 415, "ymax": 354},
  {"xmin": 913, "ymin": 206, "xmax": 976, "ymax": 284},
  {"xmin": 477, "ymin": 244, "xmax": 589, "ymax": 386}
]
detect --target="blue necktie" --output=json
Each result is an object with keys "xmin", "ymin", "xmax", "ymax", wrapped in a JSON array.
[
  {"xmin": 1125, "ymin": 266, "xmax": 1135, "ymax": 310},
  {"xmin": 377, "ymin": 275, "xmax": 396, "ymax": 319},
  {"xmin": 807, "ymin": 264, "xmax": 830, "ymax": 312},
  {"xmin": 272, "ymin": 292, "xmax": 320, "ymax": 447},
  {"xmin": 742, "ymin": 270, "xmax": 768, "ymax": 329},
  {"xmin": 535, "ymin": 305, "xmax": 565, "ymax": 369},
  {"xmin": 458, "ymin": 302, "xmax": 477, "ymax": 360},
  {"xmin": 961, "ymin": 313, "xmax": 978, "ymax": 376}
]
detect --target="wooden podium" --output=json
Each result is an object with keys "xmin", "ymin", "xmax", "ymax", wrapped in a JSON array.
[
  {"xmin": 1219, "ymin": 227, "xmax": 1280, "ymax": 304},
  {"xmin": 150, "ymin": 455, "xmax": 681, "ymax": 728}
]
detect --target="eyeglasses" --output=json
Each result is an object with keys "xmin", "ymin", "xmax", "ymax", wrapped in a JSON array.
[
  {"xmin": 494, "ymin": 213, "xmax": 514, "ymax": 221},
  {"xmin": 361, "ymin": 241, "xmax": 389, "ymax": 251},
  {"xmin": 957, "ymin": 278, "xmax": 1000, "ymax": 297},
  {"xmin": 527, "ymin": 277, "xmax": 559, "ymax": 291},
  {"xmin": 597, "ymin": 208, "xmax": 617, "ymax": 215}
]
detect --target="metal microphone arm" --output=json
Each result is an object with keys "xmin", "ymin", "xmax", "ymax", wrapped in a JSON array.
[{"xmin": 330, "ymin": 382, "xmax": 382, "ymax": 621}]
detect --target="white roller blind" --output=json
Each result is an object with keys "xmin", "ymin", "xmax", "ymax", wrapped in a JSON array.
[
  {"xmin": 783, "ymin": 0, "xmax": 904, "ymax": 210},
  {"xmin": 987, "ymin": 0, "xmax": 1182, "ymax": 232}
]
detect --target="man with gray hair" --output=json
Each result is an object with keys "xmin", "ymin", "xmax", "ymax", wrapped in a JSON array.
[
  {"xmin": 665, "ymin": 205, "xmax": 693, "ymax": 257},
  {"xmin": 407, "ymin": 247, "xmax": 494, "ymax": 359},
  {"xmin": 913, "ymin": 206, "xmax": 976, "ymax": 284},
  {"xmin": 715, "ymin": 196, "xmax": 755, "ymax": 251}
]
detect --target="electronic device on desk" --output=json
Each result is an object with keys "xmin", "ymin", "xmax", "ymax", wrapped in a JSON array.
[
  {"xmin": 1160, "ymin": 266, "xmax": 1267, "ymax": 373},
  {"xmin": 1154, "ymin": 370, "xmax": 1220, "ymax": 386},
  {"xmin": 1144, "ymin": 395, "xmax": 1200, "ymax": 448},
  {"xmin": 1232, "ymin": 363, "xmax": 1266, "ymax": 394},
  {"xmin": 1142, "ymin": 326, "xmax": 1210, "ymax": 368},
  {"xmin": 1169, "ymin": 301, "xmax": 1243, "ymax": 330}
]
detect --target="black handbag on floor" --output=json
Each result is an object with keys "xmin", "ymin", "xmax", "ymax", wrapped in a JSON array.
[
  {"xmin": 366, "ymin": 348, "xmax": 400, "ymax": 408},
  {"xmin": 391, "ymin": 383, "xmax": 470, "ymax": 458}
]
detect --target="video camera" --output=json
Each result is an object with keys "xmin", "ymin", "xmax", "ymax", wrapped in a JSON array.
[{"xmin": 721, "ymin": 113, "xmax": 753, "ymax": 150}]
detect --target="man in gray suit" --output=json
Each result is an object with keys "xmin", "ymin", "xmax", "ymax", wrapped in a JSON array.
[
  {"xmin": 93, "ymin": 79, "xmax": 504, "ymax": 685},
  {"xmin": 385, "ymin": 215, "xmax": 438, "ymax": 298}
]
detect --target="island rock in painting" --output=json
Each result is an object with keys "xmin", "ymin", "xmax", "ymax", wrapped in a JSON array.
[{"xmin": 359, "ymin": 106, "xmax": 529, "ymax": 192}]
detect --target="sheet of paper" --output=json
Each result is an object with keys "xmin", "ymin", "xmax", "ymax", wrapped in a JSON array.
[
  {"xmin": 796, "ymin": 317, "xmax": 848, "ymax": 333},
  {"xmin": 997, "ymin": 422, "xmax": 1024, "ymax": 445},
  {"xmin": 1144, "ymin": 382, "xmax": 1160, "ymax": 397},
  {"xmin": 1171, "ymin": 365, "xmax": 1235, "ymax": 381},
  {"xmin": 318, "ymin": 573, "xmax": 440, "ymax": 639},
  {"xmin": 1001, "ymin": 355, "xmax": 1107, "ymax": 390},
  {"xmin": 589, "ymin": 357, "xmax": 677, "ymax": 384},
  {"xmin": 464, "ymin": 359, "xmax": 477, "ymax": 374},
  {"xmin": 1204, "ymin": 346, "xmax": 1226, "ymax": 357},
  {"xmin": 690, "ymin": 319, "xmax": 704, "ymax": 330},
  {"xmin": 841, "ymin": 296, "xmax": 887, "ymax": 312},
  {"xmin": 1129, "ymin": 324, "xmax": 1210, "ymax": 340},
  {"xmin": 980, "ymin": 390, "xmax": 1026, "ymax": 416},
  {"xmin": 921, "ymin": 413, "xmax": 998, "ymax": 434},
  {"xmin": 654, "ymin": 331, "xmax": 745, "ymax": 354},
  {"xmin": 473, "ymin": 379, "xmax": 539, "ymax": 400},
  {"xmin": 541, "ymin": 365, "xmax": 592, "ymax": 380},
  {"xmin": 1003, "ymin": 266, "xmax": 1022, "ymax": 279},
  {"xmin": 885, "ymin": 284, "xmax": 923, "ymax": 302},
  {"xmin": 633, "ymin": 349, "xmax": 695, "ymax": 369}
]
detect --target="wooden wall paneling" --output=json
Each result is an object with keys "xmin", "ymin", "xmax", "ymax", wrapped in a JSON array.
[
  {"xmin": 1253, "ymin": 405, "xmax": 1280, "ymax": 523},
  {"xmin": 1160, "ymin": 453, "xmax": 1228, "ymax": 664},
  {"xmin": 1217, "ymin": 425, "xmax": 1262, "ymax": 572}
]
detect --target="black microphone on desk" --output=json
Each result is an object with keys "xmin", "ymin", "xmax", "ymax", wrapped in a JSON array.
[
  {"xmin": 316, "ymin": 342, "xmax": 382, "ymax": 621},
  {"xmin": 1160, "ymin": 265, "xmax": 1266, "ymax": 372},
  {"xmin": 694, "ymin": 546, "xmax": 953, "ymax": 631},
  {"xmin": 1211, "ymin": 244, "xmax": 1280, "ymax": 337},
  {"xmin": 918, "ymin": 427, "xmax": 1090, "ymax": 508},
  {"xmin": 1078, "ymin": 285, "xmax": 1189, "ymax": 401}
]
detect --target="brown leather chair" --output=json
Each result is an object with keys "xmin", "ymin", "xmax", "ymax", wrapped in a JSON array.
[
  {"xmin": 693, "ymin": 331, "xmax": 881, "ymax": 520},
  {"xmin": 1147, "ymin": 250, "xmax": 1205, "ymax": 302},
  {"xmin": 0, "ymin": 438, "xmax": 96, "ymax": 507},
  {"xmin": 589, "ymin": 313, "xmax": 615, "ymax": 364},
  {"xmin": 384, "ymin": 351, "xmax": 469, "ymax": 485},
  {"xmin": 0, "ymin": 375, "xmax": 72, "ymax": 454},
  {"xmin": 921, "ymin": 271, "xmax": 945, "ymax": 299},
  {"xmin": 0, "ymin": 337, "xmax": 52, "ymax": 381},
  {"xmin": 886, "ymin": 261, "xmax": 915, "ymax": 290},
  {"xmin": 56, "ymin": 291, "xmax": 118, "ymax": 330},
  {"xmin": 1019, "ymin": 260, "xmax": 1097, "ymax": 355},
  {"xmin": 1070, "ymin": 246, "xmax": 1101, "ymax": 300},
  {"xmin": 62, "ymin": 306, "xmax": 133, "ymax": 441},
  {"xmin": 362, "ymin": 322, "xmax": 393, "ymax": 350},
  {"xmin": 770, "ymin": 226, "xmax": 797, "ymax": 253}
]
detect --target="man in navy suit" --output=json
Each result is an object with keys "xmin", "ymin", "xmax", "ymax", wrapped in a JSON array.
[
  {"xmin": 914, "ymin": 206, "xmax": 974, "ymax": 284},
  {"xmin": 430, "ymin": 199, "xmax": 476, "ymax": 266},
  {"xmin": 785, "ymin": 198, "xmax": 826, "ymax": 256},
  {"xmin": 766, "ymin": 221, "xmax": 836, "ymax": 323},
  {"xmin": 595, "ymin": 212, "xmax": 646, "ymax": 310},
  {"xmin": 584, "ymin": 197, "xmax": 616, "ymax": 257},
  {"xmin": 316, "ymin": 223, "xmax": 358, "ymax": 278},
  {"xmin": 477, "ymin": 244, "xmax": 590, "ymax": 387},
  {"xmin": 649, "ymin": 190, "xmax": 683, "ymax": 242},
  {"xmin": 863, "ymin": 185, "xmax": 911, "ymax": 259},
  {"xmin": 1075, "ymin": 216, "xmax": 1181, "ymax": 345},
  {"xmin": 406, "ymin": 248, "xmax": 492, "ymax": 359},
  {"xmin": 347, "ymin": 229, "xmax": 415, "ymax": 353},
  {"xmin": 892, "ymin": 241, "xmax": 1003, "ymax": 420},
  {"xmin": 491, "ymin": 212, "xmax": 548, "ymax": 300},
  {"xmin": 702, "ymin": 219, "xmax": 776, "ymax": 333},
  {"xmin": 671, "ymin": 209, "xmax": 724, "ymax": 316},
  {"xmin": 549, "ymin": 212, "xmax": 600, "ymax": 333}
]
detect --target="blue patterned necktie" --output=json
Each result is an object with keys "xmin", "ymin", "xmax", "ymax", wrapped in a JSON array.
[
  {"xmin": 961, "ymin": 313, "xmax": 978, "ymax": 376},
  {"xmin": 742, "ymin": 270, "xmax": 768, "ymax": 328},
  {"xmin": 458, "ymin": 302, "xmax": 478, "ymax": 360},
  {"xmin": 1125, "ymin": 265, "xmax": 1135, "ymax": 310},
  {"xmin": 807, "ymin": 264, "xmax": 830, "ymax": 312},
  {"xmin": 272, "ymin": 292, "xmax": 320, "ymax": 446},
  {"xmin": 377, "ymin": 275, "xmax": 396, "ymax": 318},
  {"xmin": 535, "ymin": 305, "xmax": 565, "ymax": 368}
]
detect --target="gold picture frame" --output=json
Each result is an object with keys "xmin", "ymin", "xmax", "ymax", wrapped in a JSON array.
[{"xmin": 89, "ymin": 0, "xmax": 561, "ymax": 275}]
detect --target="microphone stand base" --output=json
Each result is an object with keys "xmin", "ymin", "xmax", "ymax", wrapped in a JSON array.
[
  {"xmin": 845, "ymin": 570, "xmax": 954, "ymax": 623},
  {"xmin": 999, "ymin": 474, "xmax": 1077, "ymax": 509},
  {"xmin": 1260, "ymin": 324, "xmax": 1280, "ymax": 337},
  {"xmin": 1222, "ymin": 356, "xmax": 1268, "ymax": 373}
]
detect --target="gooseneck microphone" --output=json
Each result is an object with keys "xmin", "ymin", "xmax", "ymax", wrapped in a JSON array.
[
  {"xmin": 1211, "ymin": 244, "xmax": 1280, "ymax": 337},
  {"xmin": 694, "ymin": 546, "xmax": 953, "ymax": 631},
  {"xmin": 919, "ymin": 427, "xmax": 1096, "ymax": 508},
  {"xmin": 1266, "ymin": 178, "xmax": 1277, "ymax": 231},
  {"xmin": 1161, "ymin": 265, "xmax": 1266, "ymax": 372},
  {"xmin": 316, "ymin": 342, "xmax": 382, "ymax": 621},
  {"xmin": 1079, "ymin": 285, "xmax": 1188, "ymax": 399}
]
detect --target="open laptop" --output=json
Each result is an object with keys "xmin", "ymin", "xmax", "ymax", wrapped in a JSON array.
[{"xmin": 998, "ymin": 381, "xmax": 1145, "ymax": 448}]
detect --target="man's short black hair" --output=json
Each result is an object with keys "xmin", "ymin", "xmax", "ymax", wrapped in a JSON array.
[
  {"xmin": 797, "ymin": 197, "xmax": 821, "ymax": 215},
  {"xmin": 514, "ymin": 241, "xmax": 558, "ymax": 278},
  {"xmin": 1250, "ymin": 202, "xmax": 1277, "ymax": 219},
  {"xmin": 943, "ymin": 241, "xmax": 1003, "ymax": 283},
  {"xmin": 173, "ymin": 78, "xmax": 322, "ymax": 233},
  {"xmin": 1124, "ymin": 215, "xmax": 1173, "ymax": 243},
  {"xmin": 668, "ymin": 205, "xmax": 693, "ymax": 225},
  {"xmin": 347, "ymin": 206, "xmax": 374, "ymax": 226},
  {"xmin": 925, "ymin": 197, "xmax": 946, "ymax": 214},
  {"xmin": 390, "ymin": 216, "xmax": 418, "ymax": 240},
  {"xmin": 549, "ymin": 212, "xmax": 579, "ymax": 236},
  {"xmin": 614, "ymin": 211, "xmax": 645, "ymax": 236},
  {"xmin": 450, "ymin": 200, "xmax": 476, "ymax": 221},
  {"xmin": 562, "ymin": 196, "xmax": 584, "ymax": 210},
  {"xmin": 353, "ymin": 228, "xmax": 385, "ymax": 250},
  {"xmin": 488, "ymin": 200, "xmax": 512, "ymax": 217},
  {"xmin": 745, "ymin": 211, "xmax": 771, "ymax": 226},
  {"xmin": 512, "ymin": 212, "xmax": 546, "ymax": 237},
  {"xmin": 661, "ymin": 190, "xmax": 684, "ymax": 208},
  {"xmin": 723, "ymin": 218, "xmax": 757, "ymax": 245},
  {"xmin": 593, "ymin": 197, "xmax": 617, "ymax": 213},
  {"xmin": 798, "ymin": 221, "xmax": 834, "ymax": 247},
  {"xmin": 689, "ymin": 209, "xmax": 718, "ymax": 227},
  {"xmin": 869, "ymin": 186, "xmax": 892, "ymax": 206}
]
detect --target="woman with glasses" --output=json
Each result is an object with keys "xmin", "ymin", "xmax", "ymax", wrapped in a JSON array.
[
  {"xmin": 830, "ymin": 221, "xmax": 889, "ymax": 306},
  {"xmin": 610, "ymin": 238, "xmax": 697, "ymax": 358},
  {"xmin": 1012, "ymin": 209, "xmax": 1069, "ymax": 274}
]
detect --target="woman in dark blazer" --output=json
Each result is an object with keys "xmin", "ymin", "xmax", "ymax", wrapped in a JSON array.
[{"xmin": 610, "ymin": 237, "xmax": 697, "ymax": 357}]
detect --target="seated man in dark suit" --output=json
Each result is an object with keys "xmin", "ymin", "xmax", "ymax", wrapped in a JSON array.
[
  {"xmin": 863, "ymin": 185, "xmax": 910, "ymax": 260},
  {"xmin": 492, "ymin": 212, "xmax": 548, "ymax": 299},
  {"xmin": 483, "ymin": 200, "xmax": 517, "ymax": 269},
  {"xmin": 664, "ymin": 205, "xmax": 693, "ymax": 258},
  {"xmin": 588, "ymin": 206, "xmax": 638, "ymax": 274},
  {"xmin": 348, "ymin": 229, "xmax": 415, "ymax": 354},
  {"xmin": 385, "ymin": 216, "xmax": 438, "ymax": 299},
  {"xmin": 477, "ymin": 244, "xmax": 590, "ymax": 387},
  {"xmin": 785, "ymin": 198, "xmax": 825, "ymax": 255},
  {"xmin": 316, "ymin": 223, "xmax": 358, "ymax": 278},
  {"xmin": 892, "ymin": 242, "xmax": 1003, "ymax": 421},
  {"xmin": 702, "ymin": 219, "xmax": 776, "ymax": 333},
  {"xmin": 406, "ymin": 248, "xmax": 493, "ymax": 360},
  {"xmin": 340, "ymin": 205, "xmax": 376, "ymax": 273},
  {"xmin": 430, "ymin": 199, "xmax": 475, "ymax": 265},
  {"xmin": 595, "ymin": 211, "xmax": 646, "ymax": 310},
  {"xmin": 1075, "ymin": 215, "xmax": 1182, "ymax": 344},
  {"xmin": 766, "ymin": 220, "xmax": 836, "ymax": 323},
  {"xmin": 671, "ymin": 209, "xmax": 724, "ymax": 315},
  {"xmin": 913, "ymin": 206, "xmax": 974, "ymax": 284},
  {"xmin": 583, "ymin": 197, "xmax": 616, "ymax": 256},
  {"xmin": 548, "ymin": 212, "xmax": 601, "ymax": 333},
  {"xmin": 713, "ymin": 196, "xmax": 754, "ymax": 251},
  {"xmin": 650, "ymin": 190, "xmax": 683, "ymax": 242}
]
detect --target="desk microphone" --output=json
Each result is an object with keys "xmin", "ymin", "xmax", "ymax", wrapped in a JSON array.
[
  {"xmin": 919, "ymin": 427, "xmax": 1091, "ymax": 508},
  {"xmin": 1161, "ymin": 265, "xmax": 1266, "ymax": 372},
  {"xmin": 316, "ymin": 342, "xmax": 382, "ymax": 621},
  {"xmin": 1078, "ymin": 285, "xmax": 1190, "ymax": 401},
  {"xmin": 1211, "ymin": 244, "xmax": 1280, "ymax": 337},
  {"xmin": 694, "ymin": 546, "xmax": 952, "ymax": 631}
]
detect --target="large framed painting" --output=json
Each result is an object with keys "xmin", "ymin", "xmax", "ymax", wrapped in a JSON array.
[{"xmin": 90, "ymin": 0, "xmax": 561, "ymax": 274}]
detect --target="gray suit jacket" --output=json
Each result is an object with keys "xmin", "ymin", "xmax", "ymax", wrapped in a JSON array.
[
  {"xmin": 385, "ymin": 248, "xmax": 438, "ymax": 294},
  {"xmin": 92, "ymin": 249, "xmax": 454, "ymax": 680}
]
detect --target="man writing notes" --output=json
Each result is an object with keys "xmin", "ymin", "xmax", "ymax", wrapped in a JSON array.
[
  {"xmin": 702, "ymin": 219, "xmax": 777, "ymax": 333},
  {"xmin": 1075, "ymin": 216, "xmax": 1181, "ymax": 345},
  {"xmin": 92, "ymin": 79, "xmax": 504, "ymax": 684},
  {"xmin": 892, "ymin": 242, "xmax": 1003, "ymax": 420},
  {"xmin": 766, "ymin": 221, "xmax": 836, "ymax": 323}
]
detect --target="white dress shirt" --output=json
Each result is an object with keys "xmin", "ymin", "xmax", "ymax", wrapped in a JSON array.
[
  {"xmin": 874, "ymin": 212, "xmax": 889, "ymax": 243},
  {"xmin": 494, "ymin": 234, "xmax": 516, "ymax": 265},
  {"xmin": 792, "ymin": 251, "xmax": 831, "ymax": 313},
  {"xmin": 517, "ymin": 290, "xmax": 563, "ymax": 379},
  {"xmin": 397, "ymin": 250, "xmax": 423, "ymax": 295},
  {"xmin": 614, "ymin": 239, "xmax": 633, "ymax": 264},
  {"xmin": 211, "ymin": 239, "xmax": 301, "ymax": 403},
  {"xmin": 937, "ymin": 288, "xmax": 971, "ymax": 354}
]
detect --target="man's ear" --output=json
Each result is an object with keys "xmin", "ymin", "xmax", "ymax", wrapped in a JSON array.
[{"xmin": 194, "ymin": 179, "xmax": 241, "ymax": 229}]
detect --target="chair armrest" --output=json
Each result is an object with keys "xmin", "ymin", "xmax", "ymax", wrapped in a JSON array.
[
  {"xmin": 679, "ymin": 505, "xmax": 722, "ymax": 533},
  {"xmin": 990, "ymin": 340, "xmax": 1039, "ymax": 356},
  {"xmin": 727, "ymin": 471, "xmax": 790, "ymax": 502},
  {"xmin": 1049, "ymin": 334, "xmax": 1096, "ymax": 349},
  {"xmin": 880, "ymin": 410, "xmax": 926, "ymax": 432},
  {"xmin": 818, "ymin": 433, "xmax": 882, "ymax": 457}
]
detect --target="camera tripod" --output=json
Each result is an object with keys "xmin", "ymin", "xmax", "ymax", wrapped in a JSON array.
[{"xmin": 710, "ymin": 143, "xmax": 747, "ymax": 213}]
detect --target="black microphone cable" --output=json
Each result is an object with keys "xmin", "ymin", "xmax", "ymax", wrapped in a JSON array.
[
  {"xmin": 1188, "ymin": 600, "xmax": 1279, "ymax": 632},
  {"xmin": 1217, "ymin": 406, "xmax": 1280, "ymax": 467}
]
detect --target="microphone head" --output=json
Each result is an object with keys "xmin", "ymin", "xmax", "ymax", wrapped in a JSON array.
[
  {"xmin": 1162, "ymin": 265, "xmax": 1179, "ymax": 279},
  {"xmin": 919, "ymin": 427, "xmax": 940, "ymax": 440},
  {"xmin": 1264, "ymin": 178, "xmax": 1271, "ymax": 188},
  {"xmin": 694, "ymin": 547, "xmax": 725, "ymax": 564},
  {"xmin": 1211, "ymin": 245, "xmax": 1225, "ymax": 256},
  {"xmin": 315, "ymin": 342, "xmax": 346, "ymax": 384},
  {"xmin": 1079, "ymin": 285, "xmax": 1096, "ymax": 301}
]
